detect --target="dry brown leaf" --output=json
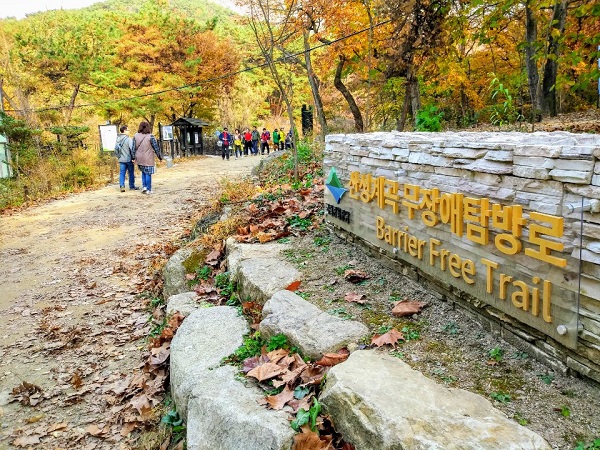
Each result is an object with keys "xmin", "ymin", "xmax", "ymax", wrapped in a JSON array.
[
  {"xmin": 13, "ymin": 435, "xmax": 41, "ymax": 447},
  {"xmin": 286, "ymin": 280, "xmax": 302, "ymax": 291},
  {"xmin": 371, "ymin": 328, "xmax": 404, "ymax": 347},
  {"xmin": 344, "ymin": 292, "xmax": 367, "ymax": 304},
  {"xmin": 288, "ymin": 395, "xmax": 312, "ymax": 413},
  {"xmin": 391, "ymin": 301, "xmax": 427, "ymax": 317},
  {"xmin": 265, "ymin": 385, "xmax": 295, "ymax": 410},
  {"xmin": 242, "ymin": 355, "xmax": 270, "ymax": 374},
  {"xmin": 130, "ymin": 394, "xmax": 151, "ymax": 418},
  {"xmin": 71, "ymin": 371, "xmax": 83, "ymax": 390},
  {"xmin": 343, "ymin": 269, "xmax": 369, "ymax": 283},
  {"xmin": 85, "ymin": 424, "xmax": 107, "ymax": 436},
  {"xmin": 205, "ymin": 248, "xmax": 222, "ymax": 265},
  {"xmin": 257, "ymin": 232, "xmax": 276, "ymax": 243},
  {"xmin": 267, "ymin": 348, "xmax": 290, "ymax": 364},
  {"xmin": 150, "ymin": 342, "xmax": 171, "ymax": 366},
  {"xmin": 47, "ymin": 422, "xmax": 69, "ymax": 432},
  {"xmin": 247, "ymin": 362, "xmax": 286, "ymax": 382},
  {"xmin": 25, "ymin": 414, "xmax": 44, "ymax": 423},
  {"xmin": 314, "ymin": 349, "xmax": 350, "ymax": 367},
  {"xmin": 120, "ymin": 422, "xmax": 137, "ymax": 437},
  {"xmin": 292, "ymin": 426, "xmax": 333, "ymax": 450},
  {"xmin": 300, "ymin": 365, "xmax": 327, "ymax": 385}
]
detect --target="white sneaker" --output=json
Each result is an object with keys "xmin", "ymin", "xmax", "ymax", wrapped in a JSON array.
[
  {"xmin": 146, "ymin": 190, "xmax": 153, "ymax": 195},
  {"xmin": 142, "ymin": 187, "xmax": 147, "ymax": 193}
]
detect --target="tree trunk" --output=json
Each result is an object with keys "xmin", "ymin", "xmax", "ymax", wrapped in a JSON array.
[
  {"xmin": 397, "ymin": 88, "xmax": 410, "ymax": 131},
  {"xmin": 63, "ymin": 84, "xmax": 80, "ymax": 126},
  {"xmin": 302, "ymin": 30, "xmax": 327, "ymax": 139},
  {"xmin": 408, "ymin": 65, "xmax": 421, "ymax": 122},
  {"xmin": 334, "ymin": 56, "xmax": 364, "ymax": 132},
  {"xmin": 524, "ymin": 0, "xmax": 541, "ymax": 116},
  {"xmin": 541, "ymin": 0, "xmax": 568, "ymax": 116}
]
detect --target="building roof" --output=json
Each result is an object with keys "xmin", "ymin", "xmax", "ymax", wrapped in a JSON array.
[{"xmin": 171, "ymin": 117, "xmax": 210, "ymax": 127}]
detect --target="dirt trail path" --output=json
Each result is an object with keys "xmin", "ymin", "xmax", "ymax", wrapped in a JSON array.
[{"xmin": 0, "ymin": 155, "xmax": 260, "ymax": 449}]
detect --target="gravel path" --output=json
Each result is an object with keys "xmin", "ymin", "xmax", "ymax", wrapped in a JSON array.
[{"xmin": 0, "ymin": 155, "xmax": 260, "ymax": 449}]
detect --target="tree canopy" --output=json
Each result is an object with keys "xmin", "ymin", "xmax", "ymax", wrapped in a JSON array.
[{"xmin": 0, "ymin": 0, "xmax": 598, "ymax": 140}]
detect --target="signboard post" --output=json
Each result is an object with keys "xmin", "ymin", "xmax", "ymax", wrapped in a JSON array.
[{"xmin": 98, "ymin": 124, "xmax": 118, "ymax": 153}]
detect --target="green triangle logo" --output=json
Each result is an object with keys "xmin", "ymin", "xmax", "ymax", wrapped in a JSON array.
[{"xmin": 325, "ymin": 167, "xmax": 348, "ymax": 204}]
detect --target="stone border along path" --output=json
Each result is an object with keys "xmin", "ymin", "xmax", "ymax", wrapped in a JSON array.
[{"xmin": 166, "ymin": 239, "xmax": 551, "ymax": 449}]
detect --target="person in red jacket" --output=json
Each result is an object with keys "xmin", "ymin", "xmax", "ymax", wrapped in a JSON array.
[
  {"xmin": 260, "ymin": 128, "xmax": 271, "ymax": 155},
  {"xmin": 243, "ymin": 128, "xmax": 252, "ymax": 157}
]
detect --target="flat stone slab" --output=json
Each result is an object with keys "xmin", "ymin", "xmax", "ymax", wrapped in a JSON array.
[
  {"xmin": 166, "ymin": 292, "xmax": 201, "ymax": 317},
  {"xmin": 170, "ymin": 306, "xmax": 248, "ymax": 420},
  {"xmin": 226, "ymin": 238, "xmax": 300, "ymax": 304},
  {"xmin": 259, "ymin": 290, "xmax": 368, "ymax": 360},
  {"xmin": 320, "ymin": 350, "xmax": 551, "ymax": 450},
  {"xmin": 187, "ymin": 365, "xmax": 295, "ymax": 450},
  {"xmin": 226, "ymin": 236, "xmax": 290, "ymax": 275}
]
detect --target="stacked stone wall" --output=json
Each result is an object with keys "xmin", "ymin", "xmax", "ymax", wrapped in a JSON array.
[{"xmin": 324, "ymin": 131, "xmax": 600, "ymax": 383}]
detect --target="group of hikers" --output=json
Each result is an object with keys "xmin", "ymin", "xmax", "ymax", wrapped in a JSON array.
[
  {"xmin": 216, "ymin": 126, "xmax": 293, "ymax": 160},
  {"xmin": 113, "ymin": 122, "xmax": 296, "ymax": 192}
]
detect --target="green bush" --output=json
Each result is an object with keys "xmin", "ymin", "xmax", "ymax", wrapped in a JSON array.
[
  {"xmin": 64, "ymin": 163, "xmax": 93, "ymax": 188},
  {"xmin": 415, "ymin": 105, "xmax": 444, "ymax": 132}
]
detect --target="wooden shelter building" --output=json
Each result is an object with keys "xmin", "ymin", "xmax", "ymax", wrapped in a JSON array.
[{"xmin": 169, "ymin": 117, "xmax": 209, "ymax": 157}]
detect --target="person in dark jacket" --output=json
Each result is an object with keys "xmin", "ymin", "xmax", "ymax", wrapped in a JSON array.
[{"xmin": 219, "ymin": 127, "xmax": 232, "ymax": 160}]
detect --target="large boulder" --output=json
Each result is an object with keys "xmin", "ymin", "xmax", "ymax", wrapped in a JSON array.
[
  {"xmin": 163, "ymin": 247, "xmax": 193, "ymax": 299},
  {"xmin": 186, "ymin": 365, "xmax": 295, "ymax": 450},
  {"xmin": 170, "ymin": 307, "xmax": 248, "ymax": 420},
  {"xmin": 320, "ymin": 350, "xmax": 552, "ymax": 450},
  {"xmin": 259, "ymin": 290, "xmax": 368, "ymax": 360}
]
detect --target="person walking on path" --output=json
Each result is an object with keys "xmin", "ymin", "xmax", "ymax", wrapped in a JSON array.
[
  {"xmin": 233, "ymin": 129, "xmax": 243, "ymax": 159},
  {"xmin": 243, "ymin": 128, "xmax": 252, "ymax": 156},
  {"xmin": 132, "ymin": 121, "xmax": 162, "ymax": 194},
  {"xmin": 272, "ymin": 128, "xmax": 281, "ymax": 152},
  {"xmin": 260, "ymin": 128, "xmax": 271, "ymax": 155},
  {"xmin": 219, "ymin": 127, "xmax": 232, "ymax": 160},
  {"xmin": 251, "ymin": 126, "xmax": 260, "ymax": 155},
  {"xmin": 115, "ymin": 125, "xmax": 138, "ymax": 192},
  {"xmin": 278, "ymin": 128, "xmax": 286, "ymax": 151}
]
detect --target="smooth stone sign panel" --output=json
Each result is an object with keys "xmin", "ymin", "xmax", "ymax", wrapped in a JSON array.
[{"xmin": 324, "ymin": 131, "xmax": 600, "ymax": 352}]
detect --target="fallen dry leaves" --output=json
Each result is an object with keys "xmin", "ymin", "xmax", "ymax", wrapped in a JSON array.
[
  {"xmin": 233, "ymin": 182, "xmax": 324, "ymax": 244},
  {"xmin": 343, "ymin": 270, "xmax": 370, "ymax": 283},
  {"xmin": 314, "ymin": 349, "xmax": 350, "ymax": 367},
  {"xmin": 371, "ymin": 328, "xmax": 405, "ymax": 347},
  {"xmin": 293, "ymin": 426, "xmax": 334, "ymax": 450},
  {"xmin": 391, "ymin": 300, "xmax": 427, "ymax": 317},
  {"xmin": 344, "ymin": 292, "xmax": 367, "ymax": 304}
]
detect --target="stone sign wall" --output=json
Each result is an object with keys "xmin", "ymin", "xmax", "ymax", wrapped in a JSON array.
[{"xmin": 323, "ymin": 131, "xmax": 600, "ymax": 383}]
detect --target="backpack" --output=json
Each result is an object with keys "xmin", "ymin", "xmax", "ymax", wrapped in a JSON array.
[{"xmin": 265, "ymin": 131, "xmax": 270, "ymax": 140}]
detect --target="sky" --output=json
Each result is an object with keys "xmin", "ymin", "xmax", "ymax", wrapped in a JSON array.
[
  {"xmin": 0, "ymin": 0, "xmax": 238, "ymax": 19},
  {"xmin": 0, "ymin": 0, "xmax": 107, "ymax": 19}
]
